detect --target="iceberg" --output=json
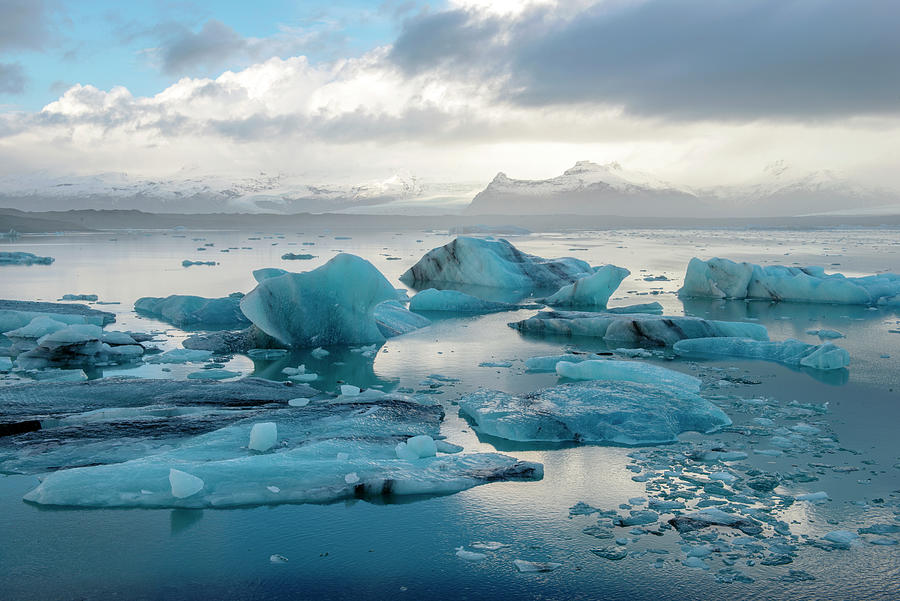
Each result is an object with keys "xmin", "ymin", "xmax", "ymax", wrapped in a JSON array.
[
  {"xmin": 511, "ymin": 311, "xmax": 768, "ymax": 346},
  {"xmin": 409, "ymin": 288, "xmax": 517, "ymax": 314},
  {"xmin": 11, "ymin": 323, "xmax": 144, "ymax": 369},
  {"xmin": 679, "ymin": 257, "xmax": 900, "ymax": 305},
  {"xmin": 21, "ymin": 393, "xmax": 542, "ymax": 508},
  {"xmin": 400, "ymin": 237, "xmax": 592, "ymax": 290},
  {"xmin": 544, "ymin": 265, "xmax": 630, "ymax": 309},
  {"xmin": 0, "ymin": 299, "xmax": 115, "ymax": 332},
  {"xmin": 458, "ymin": 381, "xmax": 731, "ymax": 445},
  {"xmin": 555, "ymin": 360, "xmax": 702, "ymax": 393},
  {"xmin": 60, "ymin": 294, "xmax": 98, "ymax": 302},
  {"xmin": 372, "ymin": 300, "xmax": 431, "ymax": 338},
  {"xmin": 240, "ymin": 254, "xmax": 407, "ymax": 347},
  {"xmin": 524, "ymin": 353, "xmax": 608, "ymax": 372},
  {"xmin": 0, "ymin": 251, "xmax": 54, "ymax": 266},
  {"xmin": 673, "ymin": 337, "xmax": 850, "ymax": 371},
  {"xmin": 281, "ymin": 253, "xmax": 315, "ymax": 260},
  {"xmin": 135, "ymin": 294, "xmax": 250, "ymax": 329}
]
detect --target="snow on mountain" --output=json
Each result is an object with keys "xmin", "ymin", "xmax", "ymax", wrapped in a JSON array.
[
  {"xmin": 466, "ymin": 160, "xmax": 899, "ymax": 217},
  {"xmin": 0, "ymin": 170, "xmax": 456, "ymax": 214}
]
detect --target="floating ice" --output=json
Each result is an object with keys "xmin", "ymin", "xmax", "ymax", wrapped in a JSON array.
[
  {"xmin": 169, "ymin": 468, "xmax": 204, "ymax": 498},
  {"xmin": 513, "ymin": 559, "xmax": 562, "ymax": 573},
  {"xmin": 145, "ymin": 349, "xmax": 213, "ymax": 364},
  {"xmin": 60, "ymin": 294, "xmax": 98, "ymax": 302},
  {"xmin": 679, "ymin": 257, "xmax": 900, "ymax": 305},
  {"xmin": 400, "ymin": 237, "xmax": 592, "ymax": 290},
  {"xmin": 22, "ymin": 393, "xmax": 542, "ymax": 508},
  {"xmin": 806, "ymin": 329, "xmax": 844, "ymax": 339},
  {"xmin": 311, "ymin": 347, "xmax": 330, "ymax": 359},
  {"xmin": 341, "ymin": 385, "xmax": 361, "ymax": 396},
  {"xmin": 241, "ymin": 254, "xmax": 409, "ymax": 347},
  {"xmin": 0, "ymin": 251, "xmax": 54, "ymax": 266},
  {"xmin": 135, "ymin": 294, "xmax": 250, "ymax": 328},
  {"xmin": 288, "ymin": 398, "xmax": 310, "ymax": 407},
  {"xmin": 372, "ymin": 300, "xmax": 431, "ymax": 338},
  {"xmin": 668, "ymin": 509, "xmax": 763, "ymax": 536},
  {"xmin": 796, "ymin": 491, "xmax": 829, "ymax": 501},
  {"xmin": 409, "ymin": 288, "xmax": 516, "ymax": 314},
  {"xmin": 458, "ymin": 381, "xmax": 731, "ymax": 445},
  {"xmin": 395, "ymin": 435, "xmax": 437, "ymax": 459},
  {"xmin": 182, "ymin": 260, "xmax": 216, "ymax": 267},
  {"xmin": 673, "ymin": 338, "xmax": 850, "ymax": 371},
  {"xmin": 524, "ymin": 353, "xmax": 605, "ymax": 372},
  {"xmin": 555, "ymin": 360, "xmax": 701, "ymax": 392},
  {"xmin": 281, "ymin": 253, "xmax": 315, "ymax": 260},
  {"xmin": 249, "ymin": 422, "xmax": 278, "ymax": 452},
  {"xmin": 603, "ymin": 302, "xmax": 664, "ymax": 315},
  {"xmin": 456, "ymin": 547, "xmax": 487, "ymax": 561},
  {"xmin": 0, "ymin": 300, "xmax": 115, "ymax": 332},
  {"xmin": 544, "ymin": 265, "xmax": 630, "ymax": 308},
  {"xmin": 823, "ymin": 531, "xmax": 858, "ymax": 548},
  {"xmin": 511, "ymin": 311, "xmax": 768, "ymax": 346}
]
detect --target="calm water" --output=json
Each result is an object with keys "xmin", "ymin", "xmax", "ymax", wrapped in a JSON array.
[{"xmin": 1, "ymin": 227, "xmax": 899, "ymax": 600}]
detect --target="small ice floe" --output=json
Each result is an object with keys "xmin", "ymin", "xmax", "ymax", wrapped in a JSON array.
[
  {"xmin": 266, "ymin": 486, "xmax": 280, "ymax": 493},
  {"xmin": 479, "ymin": 361, "xmax": 512, "ymax": 368},
  {"xmin": 269, "ymin": 554, "xmax": 289, "ymax": 563},
  {"xmin": 471, "ymin": 542, "xmax": 508, "ymax": 551},
  {"xmin": 340, "ymin": 384, "xmax": 361, "ymax": 396},
  {"xmin": 822, "ymin": 531, "xmax": 858, "ymax": 548},
  {"xmin": 288, "ymin": 398, "xmax": 310, "ymax": 407},
  {"xmin": 311, "ymin": 347, "xmax": 330, "ymax": 359},
  {"xmin": 395, "ymin": 435, "xmax": 437, "ymax": 460},
  {"xmin": 455, "ymin": 547, "xmax": 487, "ymax": 561},
  {"xmin": 513, "ymin": 559, "xmax": 562, "ymax": 573},
  {"xmin": 806, "ymin": 329, "xmax": 844, "ymax": 339},
  {"xmin": 344, "ymin": 473, "xmax": 360, "ymax": 484},
  {"xmin": 795, "ymin": 491, "xmax": 829, "ymax": 502}
]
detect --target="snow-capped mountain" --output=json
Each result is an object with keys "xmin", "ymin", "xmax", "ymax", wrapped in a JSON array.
[
  {"xmin": 0, "ymin": 170, "xmax": 460, "ymax": 214},
  {"xmin": 466, "ymin": 161, "xmax": 899, "ymax": 217},
  {"xmin": 466, "ymin": 161, "xmax": 706, "ymax": 217}
]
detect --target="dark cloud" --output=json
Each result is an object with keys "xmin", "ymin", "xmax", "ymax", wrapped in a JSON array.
[
  {"xmin": 158, "ymin": 19, "xmax": 247, "ymax": 76},
  {"xmin": 0, "ymin": 0, "xmax": 52, "ymax": 52},
  {"xmin": 389, "ymin": 0, "xmax": 900, "ymax": 121},
  {"xmin": 0, "ymin": 62, "xmax": 27, "ymax": 94}
]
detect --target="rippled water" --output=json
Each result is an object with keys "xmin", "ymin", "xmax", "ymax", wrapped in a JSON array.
[{"xmin": 1, "ymin": 227, "xmax": 899, "ymax": 600}]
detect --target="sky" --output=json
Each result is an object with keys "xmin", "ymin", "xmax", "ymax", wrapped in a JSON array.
[{"xmin": 1, "ymin": 0, "xmax": 899, "ymax": 191}]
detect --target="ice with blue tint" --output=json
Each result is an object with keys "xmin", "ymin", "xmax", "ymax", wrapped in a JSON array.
[
  {"xmin": 679, "ymin": 257, "xmax": 900, "ymax": 305},
  {"xmin": 134, "ymin": 294, "xmax": 250, "ymax": 328},
  {"xmin": 22, "ymin": 394, "xmax": 542, "ymax": 508},
  {"xmin": 555, "ymin": 360, "xmax": 702, "ymax": 393},
  {"xmin": 4, "ymin": 316, "xmax": 68, "ymax": 344},
  {"xmin": 11, "ymin": 323, "xmax": 144, "ymax": 370},
  {"xmin": 241, "ymin": 254, "xmax": 406, "ymax": 348},
  {"xmin": 524, "ymin": 353, "xmax": 607, "ymax": 372},
  {"xmin": 544, "ymin": 265, "xmax": 630, "ymax": 309},
  {"xmin": 458, "ymin": 381, "xmax": 731, "ymax": 445},
  {"xmin": 511, "ymin": 311, "xmax": 769, "ymax": 346},
  {"xmin": 409, "ymin": 288, "xmax": 517, "ymax": 314},
  {"xmin": 400, "ymin": 237, "xmax": 592, "ymax": 290},
  {"xmin": 0, "ymin": 377, "xmax": 318, "ymax": 474},
  {"xmin": 0, "ymin": 251, "xmax": 54, "ymax": 265},
  {"xmin": 252, "ymin": 267, "xmax": 289, "ymax": 282},
  {"xmin": 0, "ymin": 300, "xmax": 114, "ymax": 334},
  {"xmin": 372, "ymin": 300, "xmax": 431, "ymax": 338},
  {"xmin": 145, "ymin": 348, "xmax": 214, "ymax": 364},
  {"xmin": 673, "ymin": 337, "xmax": 850, "ymax": 371},
  {"xmin": 603, "ymin": 302, "xmax": 664, "ymax": 315}
]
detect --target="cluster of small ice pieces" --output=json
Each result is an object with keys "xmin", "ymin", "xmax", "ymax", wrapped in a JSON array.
[{"xmin": 680, "ymin": 257, "xmax": 900, "ymax": 306}]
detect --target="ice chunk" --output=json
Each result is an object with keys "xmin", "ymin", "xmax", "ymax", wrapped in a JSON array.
[
  {"xmin": 249, "ymin": 422, "xmax": 278, "ymax": 452},
  {"xmin": 796, "ymin": 491, "xmax": 829, "ymax": 501},
  {"xmin": 253, "ymin": 268, "xmax": 288, "ymax": 282},
  {"xmin": 344, "ymin": 472, "xmax": 359, "ymax": 484},
  {"xmin": 169, "ymin": 468, "xmax": 204, "ymax": 498},
  {"xmin": 668, "ymin": 509, "xmax": 763, "ymax": 536},
  {"xmin": 240, "ymin": 254, "xmax": 401, "ymax": 347},
  {"xmin": 514, "ymin": 559, "xmax": 562, "ymax": 573},
  {"xmin": 512, "ymin": 311, "xmax": 768, "ymax": 346},
  {"xmin": 60, "ymin": 294, "xmax": 98, "ymax": 302},
  {"xmin": 555, "ymin": 360, "xmax": 701, "ymax": 392},
  {"xmin": 544, "ymin": 265, "xmax": 630, "ymax": 308},
  {"xmin": 182, "ymin": 260, "xmax": 217, "ymax": 267},
  {"xmin": 673, "ymin": 338, "xmax": 850, "ymax": 371},
  {"xmin": 823, "ymin": 531, "xmax": 858, "ymax": 548},
  {"xmin": 135, "ymin": 294, "xmax": 250, "ymax": 328},
  {"xmin": 459, "ymin": 381, "xmax": 731, "ymax": 445},
  {"xmin": 409, "ymin": 288, "xmax": 516, "ymax": 314},
  {"xmin": 400, "ymin": 237, "xmax": 592, "ymax": 290},
  {"xmin": 372, "ymin": 300, "xmax": 431, "ymax": 338},
  {"xmin": 3, "ymin": 316, "xmax": 68, "ymax": 341},
  {"xmin": 269, "ymin": 554, "xmax": 288, "ymax": 563},
  {"xmin": 603, "ymin": 302, "xmax": 664, "ymax": 315},
  {"xmin": 0, "ymin": 251, "xmax": 54, "ymax": 265},
  {"xmin": 145, "ymin": 349, "xmax": 213, "ymax": 364},
  {"xmin": 456, "ymin": 547, "xmax": 487, "ymax": 561},
  {"xmin": 281, "ymin": 253, "xmax": 315, "ymax": 260},
  {"xmin": 288, "ymin": 398, "xmax": 310, "ymax": 407},
  {"xmin": 806, "ymin": 329, "xmax": 844, "ymax": 339},
  {"xmin": 406, "ymin": 435, "xmax": 437, "ymax": 458},
  {"xmin": 679, "ymin": 257, "xmax": 900, "ymax": 305},
  {"xmin": 0, "ymin": 300, "xmax": 115, "ymax": 331},
  {"xmin": 340, "ymin": 385, "xmax": 361, "ymax": 396},
  {"xmin": 310, "ymin": 347, "xmax": 330, "ymax": 359},
  {"xmin": 524, "ymin": 353, "xmax": 603, "ymax": 372}
]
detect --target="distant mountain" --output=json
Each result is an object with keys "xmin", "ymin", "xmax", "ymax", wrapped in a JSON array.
[
  {"xmin": 0, "ymin": 170, "xmax": 470, "ymax": 214},
  {"xmin": 466, "ymin": 161, "xmax": 705, "ymax": 217},
  {"xmin": 466, "ymin": 160, "xmax": 899, "ymax": 217}
]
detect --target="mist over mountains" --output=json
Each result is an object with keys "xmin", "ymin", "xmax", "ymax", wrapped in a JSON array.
[{"xmin": 0, "ymin": 161, "xmax": 896, "ymax": 218}]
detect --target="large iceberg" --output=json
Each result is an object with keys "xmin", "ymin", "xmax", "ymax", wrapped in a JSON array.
[
  {"xmin": 555, "ymin": 360, "xmax": 702, "ymax": 393},
  {"xmin": 544, "ymin": 265, "xmax": 630, "ymax": 309},
  {"xmin": 673, "ymin": 337, "xmax": 850, "ymax": 371},
  {"xmin": 679, "ymin": 257, "xmax": 900, "ymax": 305},
  {"xmin": 134, "ymin": 294, "xmax": 250, "ymax": 328},
  {"xmin": 240, "ymin": 254, "xmax": 423, "ymax": 347},
  {"xmin": 400, "ymin": 237, "xmax": 592, "ymax": 290},
  {"xmin": 21, "ymin": 392, "xmax": 542, "ymax": 508},
  {"xmin": 510, "ymin": 311, "xmax": 768, "ymax": 346},
  {"xmin": 458, "ymin": 381, "xmax": 731, "ymax": 445},
  {"xmin": 409, "ymin": 288, "xmax": 517, "ymax": 314}
]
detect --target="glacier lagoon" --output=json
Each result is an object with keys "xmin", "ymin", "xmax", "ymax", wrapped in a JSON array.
[{"xmin": 1, "ymin": 226, "xmax": 899, "ymax": 601}]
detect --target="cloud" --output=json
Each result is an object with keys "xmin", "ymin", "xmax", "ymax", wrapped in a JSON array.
[
  {"xmin": 156, "ymin": 19, "xmax": 247, "ymax": 75},
  {"xmin": 0, "ymin": 62, "xmax": 26, "ymax": 94},
  {"xmin": 0, "ymin": 0, "xmax": 52, "ymax": 52},
  {"xmin": 390, "ymin": 0, "xmax": 900, "ymax": 121}
]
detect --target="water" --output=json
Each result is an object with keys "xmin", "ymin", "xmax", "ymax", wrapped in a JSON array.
[{"xmin": 1, "ymin": 227, "xmax": 899, "ymax": 600}]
